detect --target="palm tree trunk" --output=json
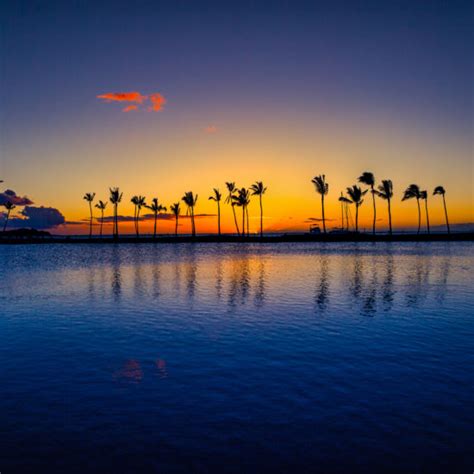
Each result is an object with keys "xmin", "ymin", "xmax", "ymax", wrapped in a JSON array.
[
  {"xmin": 191, "ymin": 208, "xmax": 195, "ymax": 237},
  {"xmin": 424, "ymin": 199, "xmax": 430, "ymax": 234},
  {"xmin": 246, "ymin": 206, "xmax": 249, "ymax": 235},
  {"xmin": 242, "ymin": 207, "xmax": 245, "ymax": 238},
  {"xmin": 114, "ymin": 204, "xmax": 118, "ymax": 239},
  {"xmin": 231, "ymin": 205, "xmax": 240, "ymax": 236},
  {"xmin": 217, "ymin": 202, "xmax": 221, "ymax": 236},
  {"xmin": 442, "ymin": 195, "xmax": 450, "ymax": 234},
  {"xmin": 3, "ymin": 209, "xmax": 10, "ymax": 232},
  {"xmin": 388, "ymin": 198, "xmax": 392, "ymax": 235},
  {"xmin": 175, "ymin": 216, "xmax": 178, "ymax": 237},
  {"xmin": 371, "ymin": 188, "xmax": 376, "ymax": 235},
  {"xmin": 259, "ymin": 195, "xmax": 263, "ymax": 237},
  {"xmin": 355, "ymin": 204, "xmax": 359, "ymax": 232},
  {"xmin": 154, "ymin": 212, "xmax": 157, "ymax": 239},
  {"xmin": 100, "ymin": 211, "xmax": 104, "ymax": 237},
  {"xmin": 89, "ymin": 202, "xmax": 93, "ymax": 239},
  {"xmin": 321, "ymin": 195, "xmax": 326, "ymax": 233},
  {"xmin": 137, "ymin": 208, "xmax": 140, "ymax": 238},
  {"xmin": 345, "ymin": 203, "xmax": 349, "ymax": 231},
  {"xmin": 416, "ymin": 198, "xmax": 421, "ymax": 234},
  {"xmin": 340, "ymin": 200, "xmax": 344, "ymax": 230}
]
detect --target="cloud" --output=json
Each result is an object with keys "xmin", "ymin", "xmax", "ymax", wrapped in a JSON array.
[
  {"xmin": 0, "ymin": 189, "xmax": 34, "ymax": 206},
  {"xmin": 97, "ymin": 91, "xmax": 166, "ymax": 113},
  {"xmin": 97, "ymin": 92, "xmax": 146, "ymax": 103},
  {"xmin": 305, "ymin": 217, "xmax": 336, "ymax": 223},
  {"xmin": 2, "ymin": 206, "xmax": 65, "ymax": 229},
  {"xmin": 204, "ymin": 125, "xmax": 218, "ymax": 134},
  {"xmin": 123, "ymin": 105, "xmax": 138, "ymax": 112},
  {"xmin": 148, "ymin": 93, "xmax": 166, "ymax": 111}
]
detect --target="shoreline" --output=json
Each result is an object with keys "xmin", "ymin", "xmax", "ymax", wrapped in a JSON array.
[{"xmin": 1, "ymin": 232, "xmax": 473, "ymax": 245}]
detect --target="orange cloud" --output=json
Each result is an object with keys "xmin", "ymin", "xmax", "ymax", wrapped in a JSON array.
[
  {"xmin": 204, "ymin": 125, "xmax": 218, "ymax": 134},
  {"xmin": 123, "ymin": 105, "xmax": 138, "ymax": 112},
  {"xmin": 148, "ymin": 93, "xmax": 166, "ymax": 111},
  {"xmin": 97, "ymin": 91, "xmax": 146, "ymax": 103}
]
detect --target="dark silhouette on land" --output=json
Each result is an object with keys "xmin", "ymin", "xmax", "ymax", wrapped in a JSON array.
[
  {"xmin": 95, "ymin": 200, "xmax": 107, "ymax": 237},
  {"xmin": 311, "ymin": 175, "xmax": 329, "ymax": 233},
  {"xmin": 358, "ymin": 172, "xmax": 377, "ymax": 234},
  {"xmin": 346, "ymin": 185, "xmax": 367, "ymax": 232},
  {"xmin": 433, "ymin": 186, "xmax": 450, "ymax": 234},
  {"xmin": 2, "ymin": 201, "xmax": 15, "ymax": 232},
  {"xmin": 170, "ymin": 202, "xmax": 180, "ymax": 237},
  {"xmin": 225, "ymin": 182, "xmax": 240, "ymax": 236},
  {"xmin": 83, "ymin": 192, "xmax": 95, "ymax": 238},
  {"xmin": 402, "ymin": 184, "xmax": 422, "ymax": 234},
  {"xmin": 182, "ymin": 191, "xmax": 198, "ymax": 237},
  {"xmin": 109, "ymin": 187, "xmax": 123, "ymax": 239},
  {"xmin": 375, "ymin": 180, "xmax": 394, "ymax": 235},
  {"xmin": 208, "ymin": 188, "xmax": 222, "ymax": 236},
  {"xmin": 147, "ymin": 198, "xmax": 167, "ymax": 239},
  {"xmin": 420, "ymin": 191, "xmax": 430, "ymax": 234},
  {"xmin": 250, "ymin": 181, "xmax": 267, "ymax": 237}
]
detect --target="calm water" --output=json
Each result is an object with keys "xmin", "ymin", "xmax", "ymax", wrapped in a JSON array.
[{"xmin": 0, "ymin": 242, "xmax": 473, "ymax": 473}]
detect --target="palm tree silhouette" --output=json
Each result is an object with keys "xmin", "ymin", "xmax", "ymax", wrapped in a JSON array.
[
  {"xmin": 402, "ymin": 184, "xmax": 422, "ymax": 234},
  {"xmin": 358, "ymin": 172, "xmax": 376, "ymax": 234},
  {"xmin": 147, "ymin": 198, "xmax": 167, "ymax": 239},
  {"xmin": 208, "ymin": 188, "xmax": 222, "ymax": 236},
  {"xmin": 433, "ymin": 186, "xmax": 450, "ymax": 234},
  {"xmin": 94, "ymin": 200, "xmax": 107, "ymax": 237},
  {"xmin": 83, "ymin": 192, "xmax": 96, "ymax": 238},
  {"xmin": 338, "ymin": 193, "xmax": 352, "ymax": 231},
  {"xmin": 420, "ymin": 191, "xmax": 430, "ymax": 234},
  {"xmin": 250, "ymin": 181, "xmax": 267, "ymax": 237},
  {"xmin": 131, "ymin": 195, "xmax": 146, "ymax": 238},
  {"xmin": 182, "ymin": 191, "xmax": 198, "ymax": 237},
  {"xmin": 346, "ymin": 185, "xmax": 367, "ymax": 232},
  {"xmin": 2, "ymin": 201, "xmax": 15, "ymax": 232},
  {"xmin": 311, "ymin": 175, "xmax": 329, "ymax": 233},
  {"xmin": 232, "ymin": 188, "xmax": 251, "ymax": 237},
  {"xmin": 225, "ymin": 182, "xmax": 240, "ymax": 236},
  {"xmin": 375, "ymin": 180, "xmax": 394, "ymax": 235},
  {"xmin": 109, "ymin": 187, "xmax": 123, "ymax": 239},
  {"xmin": 170, "ymin": 202, "xmax": 181, "ymax": 237}
]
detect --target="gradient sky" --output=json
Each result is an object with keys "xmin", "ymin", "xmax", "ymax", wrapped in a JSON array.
[{"xmin": 1, "ymin": 0, "xmax": 472, "ymax": 234}]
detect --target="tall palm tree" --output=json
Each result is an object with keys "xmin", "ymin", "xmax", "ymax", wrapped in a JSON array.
[
  {"xmin": 182, "ymin": 191, "xmax": 198, "ymax": 237},
  {"xmin": 109, "ymin": 187, "xmax": 123, "ymax": 239},
  {"xmin": 225, "ymin": 182, "xmax": 240, "ymax": 236},
  {"xmin": 433, "ymin": 186, "xmax": 450, "ymax": 234},
  {"xmin": 208, "ymin": 188, "xmax": 222, "ymax": 236},
  {"xmin": 232, "ymin": 188, "xmax": 251, "ymax": 237},
  {"xmin": 338, "ymin": 193, "xmax": 352, "ymax": 231},
  {"xmin": 131, "ymin": 195, "xmax": 146, "ymax": 237},
  {"xmin": 250, "ymin": 181, "xmax": 267, "ymax": 237},
  {"xmin": 170, "ymin": 202, "xmax": 181, "ymax": 237},
  {"xmin": 402, "ymin": 184, "xmax": 422, "ymax": 234},
  {"xmin": 2, "ymin": 201, "xmax": 15, "ymax": 232},
  {"xmin": 346, "ymin": 185, "xmax": 367, "ymax": 232},
  {"xmin": 311, "ymin": 175, "xmax": 329, "ymax": 233},
  {"xmin": 147, "ymin": 198, "xmax": 167, "ymax": 239},
  {"xmin": 420, "ymin": 191, "xmax": 430, "ymax": 234},
  {"xmin": 375, "ymin": 180, "xmax": 394, "ymax": 235},
  {"xmin": 358, "ymin": 172, "xmax": 376, "ymax": 234},
  {"xmin": 95, "ymin": 200, "xmax": 107, "ymax": 237},
  {"xmin": 83, "ymin": 192, "xmax": 96, "ymax": 238}
]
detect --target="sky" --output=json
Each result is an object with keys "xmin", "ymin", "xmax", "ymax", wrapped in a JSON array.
[{"xmin": 1, "ymin": 0, "xmax": 472, "ymax": 234}]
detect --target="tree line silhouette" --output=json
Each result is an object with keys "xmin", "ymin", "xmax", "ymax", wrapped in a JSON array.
[{"xmin": 0, "ymin": 175, "xmax": 451, "ymax": 237}]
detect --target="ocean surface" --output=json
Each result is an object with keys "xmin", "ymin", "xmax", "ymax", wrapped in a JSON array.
[{"xmin": 0, "ymin": 242, "xmax": 473, "ymax": 473}]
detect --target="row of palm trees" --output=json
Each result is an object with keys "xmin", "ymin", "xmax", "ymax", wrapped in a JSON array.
[
  {"xmin": 312, "ymin": 172, "xmax": 450, "ymax": 235},
  {"xmin": 83, "ymin": 181, "xmax": 268, "ymax": 239}
]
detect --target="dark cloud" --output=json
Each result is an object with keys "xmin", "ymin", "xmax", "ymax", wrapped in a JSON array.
[
  {"xmin": 3, "ymin": 206, "xmax": 65, "ymax": 229},
  {"xmin": 305, "ymin": 217, "xmax": 336, "ymax": 223},
  {"xmin": 0, "ymin": 189, "xmax": 34, "ymax": 206}
]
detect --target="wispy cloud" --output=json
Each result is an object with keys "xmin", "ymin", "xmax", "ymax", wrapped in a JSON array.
[
  {"xmin": 204, "ymin": 125, "xmax": 218, "ymax": 134},
  {"xmin": 97, "ymin": 91, "xmax": 166, "ymax": 112}
]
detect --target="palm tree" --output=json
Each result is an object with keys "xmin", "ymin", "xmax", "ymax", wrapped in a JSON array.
[
  {"xmin": 225, "ymin": 182, "xmax": 240, "ymax": 236},
  {"xmin": 232, "ymin": 188, "xmax": 251, "ymax": 237},
  {"xmin": 402, "ymin": 184, "xmax": 422, "ymax": 234},
  {"xmin": 83, "ymin": 192, "xmax": 96, "ymax": 238},
  {"xmin": 311, "ymin": 175, "xmax": 329, "ymax": 233},
  {"xmin": 346, "ymin": 185, "xmax": 367, "ymax": 232},
  {"xmin": 358, "ymin": 172, "xmax": 376, "ymax": 234},
  {"xmin": 208, "ymin": 188, "xmax": 222, "ymax": 236},
  {"xmin": 170, "ymin": 202, "xmax": 181, "ymax": 237},
  {"xmin": 2, "ymin": 201, "xmax": 15, "ymax": 232},
  {"xmin": 94, "ymin": 200, "xmax": 107, "ymax": 237},
  {"xmin": 147, "ymin": 198, "xmax": 167, "ymax": 239},
  {"xmin": 433, "ymin": 186, "xmax": 450, "ymax": 234},
  {"xmin": 375, "ymin": 180, "xmax": 394, "ymax": 235},
  {"xmin": 131, "ymin": 195, "xmax": 146, "ymax": 238},
  {"xmin": 109, "ymin": 187, "xmax": 123, "ymax": 239},
  {"xmin": 250, "ymin": 181, "xmax": 267, "ymax": 237},
  {"xmin": 338, "ymin": 193, "xmax": 352, "ymax": 231},
  {"xmin": 182, "ymin": 191, "xmax": 198, "ymax": 237},
  {"xmin": 420, "ymin": 191, "xmax": 430, "ymax": 234}
]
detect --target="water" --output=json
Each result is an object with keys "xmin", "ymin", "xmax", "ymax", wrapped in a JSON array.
[{"xmin": 0, "ymin": 242, "xmax": 473, "ymax": 473}]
